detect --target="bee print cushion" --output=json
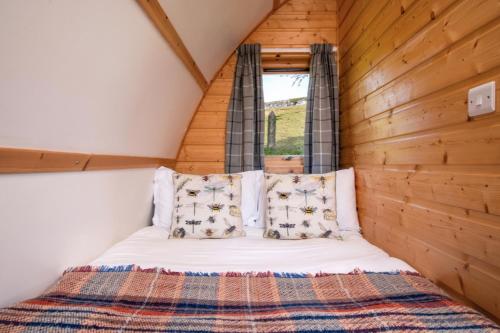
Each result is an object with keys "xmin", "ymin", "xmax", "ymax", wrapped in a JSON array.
[
  {"xmin": 264, "ymin": 172, "xmax": 341, "ymax": 240},
  {"xmin": 170, "ymin": 173, "xmax": 245, "ymax": 239}
]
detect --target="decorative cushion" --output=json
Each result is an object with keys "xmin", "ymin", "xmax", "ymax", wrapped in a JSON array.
[
  {"xmin": 170, "ymin": 173, "xmax": 245, "ymax": 239},
  {"xmin": 264, "ymin": 172, "xmax": 342, "ymax": 240}
]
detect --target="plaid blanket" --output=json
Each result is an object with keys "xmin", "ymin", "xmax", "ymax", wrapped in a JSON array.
[{"xmin": 0, "ymin": 266, "xmax": 497, "ymax": 332}]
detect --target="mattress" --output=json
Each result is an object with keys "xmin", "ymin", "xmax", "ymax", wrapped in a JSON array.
[
  {"xmin": 92, "ymin": 226, "xmax": 414, "ymax": 273},
  {"xmin": 5, "ymin": 227, "xmax": 497, "ymax": 332}
]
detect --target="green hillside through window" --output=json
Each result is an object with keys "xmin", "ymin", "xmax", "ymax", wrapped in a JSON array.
[
  {"xmin": 263, "ymin": 74, "xmax": 308, "ymax": 156},
  {"xmin": 264, "ymin": 103, "xmax": 306, "ymax": 155}
]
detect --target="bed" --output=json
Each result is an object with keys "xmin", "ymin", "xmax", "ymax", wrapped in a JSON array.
[
  {"xmin": 0, "ymin": 226, "xmax": 498, "ymax": 332},
  {"xmin": 91, "ymin": 226, "xmax": 414, "ymax": 273}
]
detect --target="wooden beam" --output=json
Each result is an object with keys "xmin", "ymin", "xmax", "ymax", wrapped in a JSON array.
[
  {"xmin": 85, "ymin": 154, "xmax": 174, "ymax": 171},
  {"xmin": 137, "ymin": 0, "xmax": 208, "ymax": 91},
  {"xmin": 0, "ymin": 147, "xmax": 175, "ymax": 174}
]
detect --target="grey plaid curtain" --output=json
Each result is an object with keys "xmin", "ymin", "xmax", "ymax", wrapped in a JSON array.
[
  {"xmin": 224, "ymin": 44, "xmax": 265, "ymax": 173},
  {"xmin": 304, "ymin": 44, "xmax": 340, "ymax": 174}
]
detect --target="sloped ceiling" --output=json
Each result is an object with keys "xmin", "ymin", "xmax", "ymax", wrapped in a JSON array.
[{"xmin": 158, "ymin": 0, "xmax": 272, "ymax": 81}]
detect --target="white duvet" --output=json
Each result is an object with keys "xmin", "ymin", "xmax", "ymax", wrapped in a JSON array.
[{"xmin": 92, "ymin": 226, "xmax": 414, "ymax": 274}]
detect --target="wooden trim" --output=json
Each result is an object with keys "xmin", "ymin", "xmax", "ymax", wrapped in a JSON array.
[
  {"xmin": 265, "ymin": 155, "xmax": 304, "ymax": 174},
  {"xmin": 137, "ymin": 0, "xmax": 208, "ymax": 91},
  {"xmin": 85, "ymin": 154, "xmax": 174, "ymax": 171},
  {"xmin": 273, "ymin": 0, "xmax": 281, "ymax": 10},
  {"xmin": 0, "ymin": 147, "xmax": 175, "ymax": 174},
  {"xmin": 262, "ymin": 52, "xmax": 310, "ymax": 71}
]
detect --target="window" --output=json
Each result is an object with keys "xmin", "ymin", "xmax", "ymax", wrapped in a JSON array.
[{"xmin": 263, "ymin": 74, "xmax": 309, "ymax": 156}]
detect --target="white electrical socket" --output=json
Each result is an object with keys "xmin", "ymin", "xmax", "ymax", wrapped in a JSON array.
[{"xmin": 468, "ymin": 81, "xmax": 496, "ymax": 117}]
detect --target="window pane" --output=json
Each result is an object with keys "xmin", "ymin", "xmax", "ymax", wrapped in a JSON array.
[{"xmin": 263, "ymin": 74, "xmax": 309, "ymax": 156}]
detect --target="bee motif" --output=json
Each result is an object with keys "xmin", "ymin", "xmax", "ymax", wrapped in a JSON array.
[
  {"xmin": 302, "ymin": 220, "xmax": 310, "ymax": 228},
  {"xmin": 292, "ymin": 175, "xmax": 301, "ymax": 184},
  {"xmin": 225, "ymin": 174, "xmax": 234, "ymax": 186},
  {"xmin": 203, "ymin": 228, "xmax": 217, "ymax": 237},
  {"xmin": 300, "ymin": 206, "xmax": 317, "ymax": 215},
  {"xmin": 312, "ymin": 175, "xmax": 332, "ymax": 189},
  {"xmin": 229, "ymin": 205, "xmax": 241, "ymax": 217},
  {"xmin": 202, "ymin": 176, "xmax": 209, "ymax": 182},
  {"xmin": 266, "ymin": 229, "xmax": 281, "ymax": 239},
  {"xmin": 172, "ymin": 227, "xmax": 186, "ymax": 238},
  {"xmin": 208, "ymin": 203, "xmax": 224, "ymax": 213},
  {"xmin": 277, "ymin": 191, "xmax": 291, "ymax": 200},
  {"xmin": 323, "ymin": 209, "xmax": 336, "ymax": 221},
  {"xmin": 224, "ymin": 219, "xmax": 237, "ymax": 236},
  {"xmin": 207, "ymin": 216, "xmax": 216, "ymax": 223},
  {"xmin": 186, "ymin": 189, "xmax": 200, "ymax": 197},
  {"xmin": 297, "ymin": 232, "xmax": 314, "ymax": 239}
]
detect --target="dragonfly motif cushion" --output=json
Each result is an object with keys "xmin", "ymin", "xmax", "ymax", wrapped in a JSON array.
[
  {"xmin": 264, "ymin": 172, "xmax": 341, "ymax": 240},
  {"xmin": 170, "ymin": 173, "xmax": 245, "ymax": 239}
]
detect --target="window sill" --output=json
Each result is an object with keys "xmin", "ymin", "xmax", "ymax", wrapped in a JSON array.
[{"xmin": 264, "ymin": 155, "xmax": 304, "ymax": 174}]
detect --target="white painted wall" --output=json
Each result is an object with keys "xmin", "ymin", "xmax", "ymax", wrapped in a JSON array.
[
  {"xmin": 0, "ymin": 0, "xmax": 201, "ymax": 307},
  {"xmin": 0, "ymin": 0, "xmax": 202, "ymax": 157},
  {"xmin": 0, "ymin": 169, "xmax": 156, "ymax": 307},
  {"xmin": 0, "ymin": 0, "xmax": 273, "ymax": 308},
  {"xmin": 160, "ymin": 0, "xmax": 271, "ymax": 80}
]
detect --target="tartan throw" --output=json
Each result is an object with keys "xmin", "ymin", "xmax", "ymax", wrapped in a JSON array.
[
  {"xmin": 304, "ymin": 44, "xmax": 340, "ymax": 174},
  {"xmin": 1, "ymin": 266, "xmax": 498, "ymax": 332},
  {"xmin": 225, "ymin": 44, "xmax": 265, "ymax": 173}
]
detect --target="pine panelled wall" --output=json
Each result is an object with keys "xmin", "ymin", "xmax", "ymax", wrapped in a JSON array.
[
  {"xmin": 175, "ymin": 0, "xmax": 500, "ymax": 320},
  {"xmin": 338, "ymin": 0, "xmax": 500, "ymax": 320},
  {"xmin": 175, "ymin": 0, "xmax": 337, "ymax": 174}
]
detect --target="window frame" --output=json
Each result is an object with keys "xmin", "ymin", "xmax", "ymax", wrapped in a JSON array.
[{"xmin": 261, "ymin": 51, "xmax": 310, "ymax": 174}]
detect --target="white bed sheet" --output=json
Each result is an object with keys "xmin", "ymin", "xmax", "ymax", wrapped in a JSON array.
[{"xmin": 92, "ymin": 226, "xmax": 415, "ymax": 274}]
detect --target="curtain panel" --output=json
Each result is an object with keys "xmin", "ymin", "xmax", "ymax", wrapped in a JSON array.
[
  {"xmin": 304, "ymin": 44, "xmax": 340, "ymax": 174},
  {"xmin": 224, "ymin": 44, "xmax": 265, "ymax": 173}
]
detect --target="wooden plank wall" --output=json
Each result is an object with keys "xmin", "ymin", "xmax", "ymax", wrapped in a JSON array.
[
  {"xmin": 338, "ymin": 0, "xmax": 500, "ymax": 319},
  {"xmin": 175, "ymin": 0, "xmax": 337, "ymax": 174}
]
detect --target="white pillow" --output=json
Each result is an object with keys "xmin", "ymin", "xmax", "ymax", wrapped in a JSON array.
[
  {"xmin": 152, "ymin": 167, "xmax": 175, "ymax": 230},
  {"xmin": 153, "ymin": 168, "xmax": 264, "ymax": 231},
  {"xmin": 336, "ymin": 167, "xmax": 360, "ymax": 232},
  {"xmin": 241, "ymin": 170, "xmax": 266, "ymax": 228}
]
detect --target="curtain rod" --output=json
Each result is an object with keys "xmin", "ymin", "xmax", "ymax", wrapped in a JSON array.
[{"xmin": 261, "ymin": 47, "xmax": 337, "ymax": 53}]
